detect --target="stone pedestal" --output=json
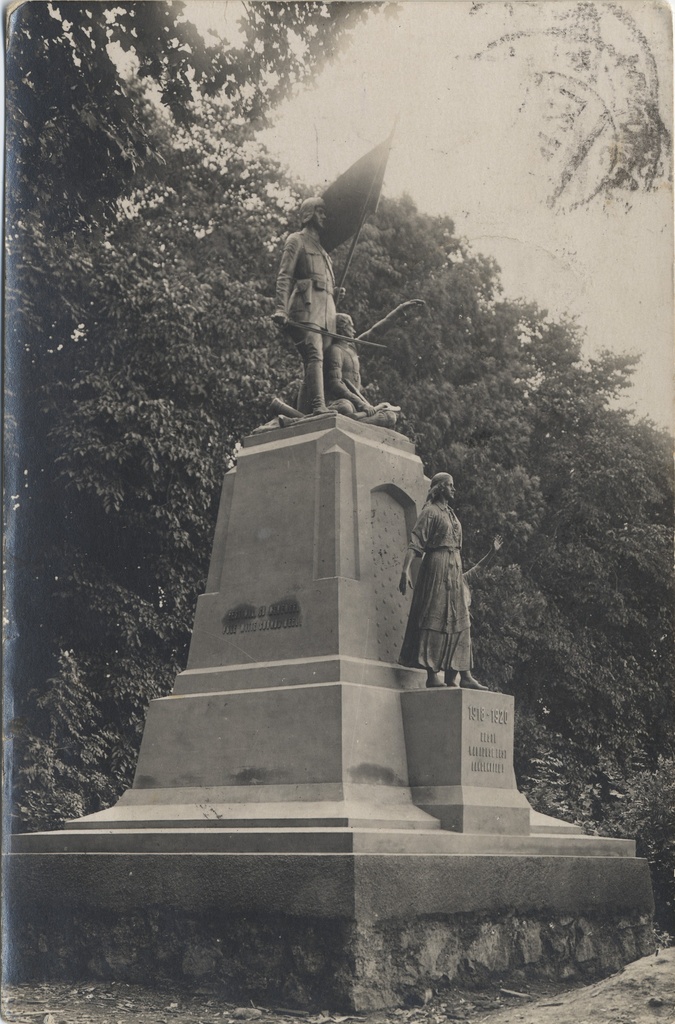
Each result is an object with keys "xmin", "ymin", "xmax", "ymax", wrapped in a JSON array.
[
  {"xmin": 402, "ymin": 688, "xmax": 532, "ymax": 834},
  {"xmin": 8, "ymin": 414, "xmax": 655, "ymax": 1009}
]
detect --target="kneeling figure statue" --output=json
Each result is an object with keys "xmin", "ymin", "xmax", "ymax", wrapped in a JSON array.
[{"xmin": 324, "ymin": 300, "xmax": 424, "ymax": 427}]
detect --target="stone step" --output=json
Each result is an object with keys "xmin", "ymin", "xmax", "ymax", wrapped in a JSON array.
[{"xmin": 12, "ymin": 826, "xmax": 636, "ymax": 858}]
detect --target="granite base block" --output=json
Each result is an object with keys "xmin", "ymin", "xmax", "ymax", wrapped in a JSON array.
[{"xmin": 5, "ymin": 850, "xmax": 655, "ymax": 1009}]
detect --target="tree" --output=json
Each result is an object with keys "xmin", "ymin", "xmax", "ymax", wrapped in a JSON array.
[
  {"xmin": 325, "ymin": 196, "xmax": 673, "ymax": 825},
  {"xmin": 5, "ymin": 0, "xmax": 386, "ymax": 749},
  {"xmin": 9, "ymin": 102, "xmax": 303, "ymax": 826},
  {"xmin": 510, "ymin": 330, "xmax": 673, "ymax": 785},
  {"xmin": 5, "ymin": 1, "xmax": 379, "ymax": 231},
  {"xmin": 5, "ymin": 0, "xmax": 385, "ymax": 826},
  {"xmin": 602, "ymin": 757, "xmax": 675, "ymax": 933}
]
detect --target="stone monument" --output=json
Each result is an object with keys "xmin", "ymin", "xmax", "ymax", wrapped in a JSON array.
[{"xmin": 8, "ymin": 412, "xmax": 655, "ymax": 1010}]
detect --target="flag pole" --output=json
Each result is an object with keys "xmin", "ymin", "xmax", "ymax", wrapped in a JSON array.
[{"xmin": 335, "ymin": 121, "xmax": 397, "ymax": 305}]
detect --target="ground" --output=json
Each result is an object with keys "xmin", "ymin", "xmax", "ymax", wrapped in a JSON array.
[{"xmin": 3, "ymin": 948, "xmax": 674, "ymax": 1024}]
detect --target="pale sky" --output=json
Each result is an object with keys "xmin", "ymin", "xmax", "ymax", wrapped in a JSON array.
[{"xmin": 190, "ymin": 0, "xmax": 674, "ymax": 430}]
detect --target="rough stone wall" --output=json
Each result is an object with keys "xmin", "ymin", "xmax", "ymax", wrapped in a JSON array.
[
  {"xmin": 8, "ymin": 909, "xmax": 356, "ymax": 1010},
  {"xmin": 7, "ymin": 906, "xmax": 655, "ymax": 1010},
  {"xmin": 351, "ymin": 911, "xmax": 655, "ymax": 1009}
]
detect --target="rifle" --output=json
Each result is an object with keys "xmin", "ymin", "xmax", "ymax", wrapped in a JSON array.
[{"xmin": 282, "ymin": 320, "xmax": 387, "ymax": 349}]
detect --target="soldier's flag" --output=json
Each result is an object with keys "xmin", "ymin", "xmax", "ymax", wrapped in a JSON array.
[{"xmin": 320, "ymin": 127, "xmax": 396, "ymax": 255}]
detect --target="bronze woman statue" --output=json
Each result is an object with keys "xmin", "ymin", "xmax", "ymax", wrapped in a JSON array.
[{"xmin": 398, "ymin": 472, "xmax": 501, "ymax": 689}]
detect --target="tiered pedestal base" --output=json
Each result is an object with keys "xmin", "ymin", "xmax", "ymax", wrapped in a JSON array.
[
  {"xmin": 7, "ymin": 418, "xmax": 655, "ymax": 1008},
  {"xmin": 9, "ymin": 687, "xmax": 654, "ymax": 1009}
]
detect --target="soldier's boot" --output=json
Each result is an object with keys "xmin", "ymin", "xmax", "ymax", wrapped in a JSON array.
[
  {"xmin": 305, "ymin": 357, "xmax": 329, "ymax": 415},
  {"xmin": 270, "ymin": 397, "xmax": 303, "ymax": 419}
]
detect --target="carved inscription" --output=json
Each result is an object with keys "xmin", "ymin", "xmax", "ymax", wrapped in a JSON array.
[
  {"xmin": 467, "ymin": 705, "xmax": 509, "ymax": 724},
  {"xmin": 467, "ymin": 705, "xmax": 509, "ymax": 775},
  {"xmin": 222, "ymin": 599, "xmax": 302, "ymax": 636}
]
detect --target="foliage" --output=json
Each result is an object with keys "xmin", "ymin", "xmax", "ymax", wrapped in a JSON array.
[
  {"xmin": 604, "ymin": 759, "xmax": 675, "ymax": 933},
  {"xmin": 5, "ymin": 0, "xmax": 382, "ymax": 828},
  {"xmin": 7, "ymin": 102, "xmax": 301, "ymax": 828},
  {"xmin": 331, "ymin": 203, "xmax": 673, "ymax": 789},
  {"xmin": 11, "ymin": 650, "xmax": 132, "ymax": 829},
  {"xmin": 5, "ymin": 0, "xmax": 377, "ymax": 231}
]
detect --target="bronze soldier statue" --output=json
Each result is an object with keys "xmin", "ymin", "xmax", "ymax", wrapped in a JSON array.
[{"xmin": 272, "ymin": 197, "xmax": 337, "ymax": 415}]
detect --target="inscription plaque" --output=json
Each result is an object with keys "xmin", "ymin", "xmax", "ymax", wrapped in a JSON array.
[
  {"xmin": 466, "ymin": 703, "xmax": 510, "ymax": 775},
  {"xmin": 222, "ymin": 599, "xmax": 302, "ymax": 636}
]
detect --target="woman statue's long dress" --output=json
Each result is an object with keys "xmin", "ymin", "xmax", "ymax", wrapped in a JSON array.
[{"xmin": 398, "ymin": 472, "xmax": 489, "ymax": 690}]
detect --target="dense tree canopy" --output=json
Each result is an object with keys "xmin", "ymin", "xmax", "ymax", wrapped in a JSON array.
[
  {"xmin": 5, "ymin": 0, "xmax": 378, "ymax": 230},
  {"xmin": 325, "ymin": 204, "xmax": 673, "ymax": 801},
  {"xmin": 5, "ymin": 3, "xmax": 673, "ymax": 928},
  {"xmin": 5, "ymin": 0, "xmax": 382, "ymax": 823}
]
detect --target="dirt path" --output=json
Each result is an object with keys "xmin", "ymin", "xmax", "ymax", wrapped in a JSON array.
[
  {"xmin": 3, "ymin": 949, "xmax": 673, "ymax": 1024},
  {"xmin": 472, "ymin": 948, "xmax": 674, "ymax": 1024}
]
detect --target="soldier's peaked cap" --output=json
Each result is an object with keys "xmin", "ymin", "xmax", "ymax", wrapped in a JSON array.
[{"xmin": 298, "ymin": 196, "xmax": 325, "ymax": 225}]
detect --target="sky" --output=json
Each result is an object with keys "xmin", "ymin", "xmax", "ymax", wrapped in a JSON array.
[{"xmin": 190, "ymin": 0, "xmax": 673, "ymax": 430}]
